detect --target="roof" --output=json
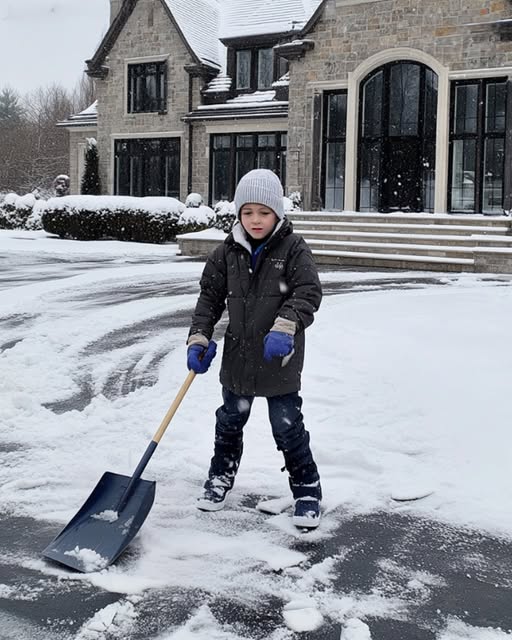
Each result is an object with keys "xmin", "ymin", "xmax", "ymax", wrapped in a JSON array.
[
  {"xmin": 219, "ymin": 0, "xmax": 325, "ymax": 41},
  {"xmin": 163, "ymin": 0, "xmax": 224, "ymax": 69},
  {"xmin": 88, "ymin": 0, "xmax": 326, "ymax": 75},
  {"xmin": 57, "ymin": 101, "xmax": 98, "ymax": 128}
]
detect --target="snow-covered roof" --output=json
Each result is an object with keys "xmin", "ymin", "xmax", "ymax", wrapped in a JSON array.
[
  {"xmin": 164, "ymin": 0, "xmax": 224, "ymax": 69},
  {"xmin": 57, "ymin": 101, "xmax": 98, "ymax": 128},
  {"xmin": 88, "ymin": 0, "xmax": 326, "ymax": 76},
  {"xmin": 219, "ymin": 0, "xmax": 324, "ymax": 40}
]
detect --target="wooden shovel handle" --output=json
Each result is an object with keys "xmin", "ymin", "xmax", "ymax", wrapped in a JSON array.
[{"xmin": 152, "ymin": 370, "xmax": 196, "ymax": 444}]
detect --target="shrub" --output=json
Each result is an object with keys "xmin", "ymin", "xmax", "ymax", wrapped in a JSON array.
[
  {"xmin": 213, "ymin": 200, "xmax": 236, "ymax": 233},
  {"xmin": 0, "ymin": 192, "xmax": 38, "ymax": 229},
  {"xmin": 40, "ymin": 195, "xmax": 213, "ymax": 243},
  {"xmin": 81, "ymin": 139, "xmax": 101, "ymax": 195}
]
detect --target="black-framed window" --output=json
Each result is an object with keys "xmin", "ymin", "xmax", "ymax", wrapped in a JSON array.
[
  {"xmin": 358, "ymin": 62, "xmax": 438, "ymax": 213},
  {"xmin": 210, "ymin": 132, "xmax": 287, "ymax": 202},
  {"xmin": 127, "ymin": 61, "xmax": 167, "ymax": 114},
  {"xmin": 321, "ymin": 90, "xmax": 347, "ymax": 210},
  {"xmin": 449, "ymin": 78, "xmax": 507, "ymax": 213},
  {"xmin": 234, "ymin": 47, "xmax": 288, "ymax": 92},
  {"xmin": 114, "ymin": 138, "xmax": 180, "ymax": 198}
]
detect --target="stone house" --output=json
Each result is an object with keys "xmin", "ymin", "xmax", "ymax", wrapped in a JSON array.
[{"xmin": 61, "ymin": 0, "xmax": 512, "ymax": 215}]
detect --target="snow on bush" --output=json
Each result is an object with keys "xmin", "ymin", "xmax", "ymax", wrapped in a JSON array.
[
  {"xmin": 40, "ymin": 195, "xmax": 215, "ymax": 244},
  {"xmin": 0, "ymin": 192, "xmax": 44, "ymax": 230},
  {"xmin": 185, "ymin": 192, "xmax": 203, "ymax": 208}
]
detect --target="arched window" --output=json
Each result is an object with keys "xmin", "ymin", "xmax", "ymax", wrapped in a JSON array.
[{"xmin": 358, "ymin": 61, "xmax": 438, "ymax": 213}]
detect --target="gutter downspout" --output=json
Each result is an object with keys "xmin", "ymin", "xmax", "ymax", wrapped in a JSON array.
[{"xmin": 187, "ymin": 74, "xmax": 194, "ymax": 195}]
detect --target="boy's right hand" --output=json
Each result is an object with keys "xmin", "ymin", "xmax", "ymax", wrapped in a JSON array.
[{"xmin": 187, "ymin": 340, "xmax": 217, "ymax": 374}]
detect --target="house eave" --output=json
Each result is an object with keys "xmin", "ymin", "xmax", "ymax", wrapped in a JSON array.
[{"xmin": 183, "ymin": 104, "xmax": 289, "ymax": 122}]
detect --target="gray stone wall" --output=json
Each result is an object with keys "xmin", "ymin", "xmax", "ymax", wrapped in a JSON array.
[
  {"xmin": 288, "ymin": 0, "xmax": 512, "ymax": 207},
  {"xmin": 95, "ymin": 0, "xmax": 200, "ymax": 199}
]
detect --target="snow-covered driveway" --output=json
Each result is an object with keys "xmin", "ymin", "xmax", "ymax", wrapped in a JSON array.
[{"xmin": 1, "ymin": 230, "xmax": 512, "ymax": 640}]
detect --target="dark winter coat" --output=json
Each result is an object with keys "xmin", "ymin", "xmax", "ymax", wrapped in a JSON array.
[{"xmin": 188, "ymin": 218, "xmax": 322, "ymax": 397}]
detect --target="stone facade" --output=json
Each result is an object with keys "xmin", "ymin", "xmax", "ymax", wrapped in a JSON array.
[
  {"xmin": 94, "ymin": 0, "xmax": 198, "ymax": 200},
  {"xmin": 287, "ymin": 0, "xmax": 512, "ymax": 209},
  {"xmin": 65, "ymin": 0, "xmax": 512, "ymax": 214}
]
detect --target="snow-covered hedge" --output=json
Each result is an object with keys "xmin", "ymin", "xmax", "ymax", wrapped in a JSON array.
[
  {"xmin": 40, "ymin": 195, "xmax": 215, "ymax": 243},
  {"xmin": 0, "ymin": 192, "xmax": 43, "ymax": 230}
]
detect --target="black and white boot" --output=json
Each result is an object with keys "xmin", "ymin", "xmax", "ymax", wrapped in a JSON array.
[
  {"xmin": 197, "ymin": 474, "xmax": 233, "ymax": 511},
  {"xmin": 290, "ymin": 480, "xmax": 322, "ymax": 529}
]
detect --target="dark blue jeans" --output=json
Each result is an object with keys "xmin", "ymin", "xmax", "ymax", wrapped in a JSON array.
[{"xmin": 208, "ymin": 387, "xmax": 320, "ymax": 489}]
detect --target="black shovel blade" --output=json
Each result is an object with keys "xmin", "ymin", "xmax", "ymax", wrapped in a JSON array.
[{"xmin": 42, "ymin": 471, "xmax": 156, "ymax": 572}]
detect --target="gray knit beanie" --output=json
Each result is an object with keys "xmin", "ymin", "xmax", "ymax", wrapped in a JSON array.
[{"xmin": 234, "ymin": 169, "xmax": 285, "ymax": 220}]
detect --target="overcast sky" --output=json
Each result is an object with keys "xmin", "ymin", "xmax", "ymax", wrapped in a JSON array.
[{"xmin": 0, "ymin": 0, "xmax": 110, "ymax": 94}]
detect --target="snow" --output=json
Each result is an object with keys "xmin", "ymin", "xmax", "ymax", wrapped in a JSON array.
[
  {"xmin": 45, "ymin": 195, "xmax": 185, "ymax": 217},
  {"xmin": 63, "ymin": 547, "xmax": 108, "ymax": 573},
  {"xmin": 1, "ymin": 231, "xmax": 512, "ymax": 637},
  {"xmin": 282, "ymin": 598, "xmax": 324, "ymax": 631}
]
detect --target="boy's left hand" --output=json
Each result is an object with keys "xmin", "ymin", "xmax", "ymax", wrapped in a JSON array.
[{"xmin": 263, "ymin": 331, "xmax": 294, "ymax": 361}]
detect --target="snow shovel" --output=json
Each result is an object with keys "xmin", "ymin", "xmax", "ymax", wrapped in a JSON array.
[{"xmin": 42, "ymin": 370, "xmax": 196, "ymax": 573}]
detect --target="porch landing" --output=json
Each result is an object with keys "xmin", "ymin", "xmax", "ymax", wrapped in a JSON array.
[{"xmin": 177, "ymin": 211, "xmax": 512, "ymax": 273}]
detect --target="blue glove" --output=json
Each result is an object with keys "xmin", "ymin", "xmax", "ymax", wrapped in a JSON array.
[
  {"xmin": 187, "ymin": 341, "xmax": 217, "ymax": 374},
  {"xmin": 263, "ymin": 331, "xmax": 294, "ymax": 362}
]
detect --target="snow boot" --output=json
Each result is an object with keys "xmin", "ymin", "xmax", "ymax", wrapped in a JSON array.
[
  {"xmin": 197, "ymin": 474, "xmax": 233, "ymax": 511},
  {"xmin": 290, "ymin": 479, "xmax": 322, "ymax": 529}
]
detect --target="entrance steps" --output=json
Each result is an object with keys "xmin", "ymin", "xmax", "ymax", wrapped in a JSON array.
[{"xmin": 177, "ymin": 211, "xmax": 512, "ymax": 273}]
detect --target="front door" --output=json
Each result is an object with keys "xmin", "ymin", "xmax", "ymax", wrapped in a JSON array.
[
  {"xmin": 382, "ymin": 138, "xmax": 422, "ymax": 212},
  {"xmin": 358, "ymin": 61, "xmax": 438, "ymax": 213}
]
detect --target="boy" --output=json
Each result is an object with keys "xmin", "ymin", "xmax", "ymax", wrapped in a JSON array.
[{"xmin": 186, "ymin": 169, "xmax": 323, "ymax": 528}]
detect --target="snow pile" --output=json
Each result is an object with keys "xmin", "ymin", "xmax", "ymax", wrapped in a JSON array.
[
  {"xmin": 64, "ymin": 546, "xmax": 109, "ymax": 572},
  {"xmin": 76, "ymin": 598, "xmax": 140, "ymax": 639},
  {"xmin": 340, "ymin": 618, "xmax": 372, "ymax": 640}
]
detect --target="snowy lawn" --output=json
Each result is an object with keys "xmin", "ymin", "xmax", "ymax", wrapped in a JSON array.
[{"xmin": 1, "ymin": 230, "xmax": 512, "ymax": 639}]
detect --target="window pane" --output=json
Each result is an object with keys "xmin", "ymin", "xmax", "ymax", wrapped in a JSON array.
[
  {"xmin": 213, "ymin": 135, "xmax": 231, "ymax": 150},
  {"xmin": 236, "ymin": 50, "xmax": 251, "ymax": 89},
  {"xmin": 212, "ymin": 150, "xmax": 231, "ymax": 202},
  {"xmin": 327, "ymin": 93, "xmax": 347, "ymax": 138},
  {"xmin": 483, "ymin": 137, "xmax": 504, "ymax": 213},
  {"xmin": 451, "ymin": 139, "xmax": 476, "ymax": 211},
  {"xmin": 454, "ymin": 84, "xmax": 478, "ymax": 135},
  {"xmin": 236, "ymin": 149, "xmax": 254, "ymax": 183},
  {"xmin": 422, "ymin": 142, "xmax": 436, "ymax": 213},
  {"xmin": 257, "ymin": 150, "xmax": 277, "ymax": 171},
  {"xmin": 237, "ymin": 135, "xmax": 253, "ymax": 148},
  {"xmin": 325, "ymin": 142, "xmax": 345, "ymax": 210},
  {"xmin": 389, "ymin": 63, "xmax": 420, "ymax": 136},
  {"xmin": 424, "ymin": 69, "xmax": 439, "ymax": 139},
  {"xmin": 277, "ymin": 56, "xmax": 289, "ymax": 79},
  {"xmin": 486, "ymin": 82, "xmax": 507, "ymax": 133},
  {"xmin": 258, "ymin": 134, "xmax": 276, "ymax": 147},
  {"xmin": 258, "ymin": 48, "xmax": 274, "ymax": 89},
  {"xmin": 363, "ymin": 71, "xmax": 383, "ymax": 137},
  {"xmin": 359, "ymin": 141, "xmax": 381, "ymax": 212}
]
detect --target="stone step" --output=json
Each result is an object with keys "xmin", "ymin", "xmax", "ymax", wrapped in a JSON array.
[
  {"xmin": 312, "ymin": 249, "xmax": 475, "ymax": 272},
  {"xmin": 288, "ymin": 211, "xmax": 511, "ymax": 227},
  {"xmin": 305, "ymin": 239, "xmax": 475, "ymax": 259},
  {"xmin": 294, "ymin": 229, "xmax": 512, "ymax": 247},
  {"xmin": 291, "ymin": 219, "xmax": 511, "ymax": 236}
]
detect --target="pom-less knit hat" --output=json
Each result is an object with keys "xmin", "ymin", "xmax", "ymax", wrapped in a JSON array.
[{"xmin": 234, "ymin": 169, "xmax": 285, "ymax": 220}]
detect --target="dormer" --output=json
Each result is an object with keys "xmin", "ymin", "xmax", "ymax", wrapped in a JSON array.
[{"xmin": 223, "ymin": 35, "xmax": 289, "ymax": 99}]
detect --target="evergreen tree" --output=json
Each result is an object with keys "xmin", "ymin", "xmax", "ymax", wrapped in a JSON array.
[
  {"xmin": 0, "ymin": 87, "xmax": 24, "ymax": 125},
  {"xmin": 81, "ymin": 138, "xmax": 101, "ymax": 195}
]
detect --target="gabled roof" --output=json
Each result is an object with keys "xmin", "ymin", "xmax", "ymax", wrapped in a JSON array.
[
  {"xmin": 219, "ymin": 0, "xmax": 325, "ymax": 41},
  {"xmin": 87, "ymin": 0, "xmax": 327, "ymax": 76},
  {"xmin": 163, "ymin": 0, "xmax": 223, "ymax": 69}
]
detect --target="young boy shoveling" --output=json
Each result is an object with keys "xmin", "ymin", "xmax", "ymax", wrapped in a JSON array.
[{"xmin": 187, "ymin": 169, "xmax": 323, "ymax": 528}]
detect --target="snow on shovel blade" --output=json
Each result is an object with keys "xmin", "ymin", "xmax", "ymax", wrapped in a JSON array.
[{"xmin": 42, "ymin": 471, "xmax": 155, "ymax": 572}]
